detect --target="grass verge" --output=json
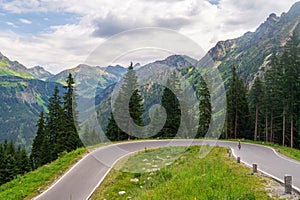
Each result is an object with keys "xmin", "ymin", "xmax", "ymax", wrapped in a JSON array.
[
  {"xmin": 0, "ymin": 148, "xmax": 87, "ymax": 200},
  {"xmin": 91, "ymin": 146, "xmax": 271, "ymax": 199}
]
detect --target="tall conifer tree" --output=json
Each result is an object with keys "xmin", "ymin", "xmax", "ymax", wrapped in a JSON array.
[{"xmin": 106, "ymin": 63, "xmax": 144, "ymax": 140}]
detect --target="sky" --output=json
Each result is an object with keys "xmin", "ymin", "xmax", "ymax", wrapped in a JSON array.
[{"xmin": 0, "ymin": 0, "xmax": 298, "ymax": 74}]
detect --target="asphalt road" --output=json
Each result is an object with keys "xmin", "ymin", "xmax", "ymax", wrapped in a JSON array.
[{"xmin": 34, "ymin": 140, "xmax": 300, "ymax": 200}]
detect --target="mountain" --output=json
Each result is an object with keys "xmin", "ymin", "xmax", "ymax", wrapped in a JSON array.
[
  {"xmin": 28, "ymin": 66, "xmax": 54, "ymax": 80},
  {"xmin": 203, "ymin": 2, "xmax": 300, "ymax": 86},
  {"xmin": 48, "ymin": 64, "xmax": 127, "ymax": 98},
  {"xmin": 90, "ymin": 2, "xmax": 300, "ymax": 137},
  {"xmin": 47, "ymin": 64, "xmax": 127, "ymax": 123},
  {"xmin": 0, "ymin": 51, "xmax": 127, "ymax": 148},
  {"xmin": 86, "ymin": 54, "xmax": 197, "ymax": 137},
  {"xmin": 0, "ymin": 76, "xmax": 63, "ymax": 149},
  {"xmin": 1, "ymin": 2, "xmax": 300, "ymax": 149},
  {"xmin": 0, "ymin": 52, "xmax": 34, "ymax": 79},
  {"xmin": 0, "ymin": 53, "xmax": 53, "ymax": 81}
]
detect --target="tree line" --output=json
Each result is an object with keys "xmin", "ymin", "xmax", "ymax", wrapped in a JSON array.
[
  {"xmin": 226, "ymin": 29, "xmax": 300, "ymax": 148},
  {"xmin": 106, "ymin": 30, "xmax": 300, "ymax": 150},
  {"xmin": 30, "ymin": 73, "xmax": 83, "ymax": 169},
  {"xmin": 0, "ymin": 140, "xmax": 30, "ymax": 185},
  {"xmin": 106, "ymin": 63, "xmax": 212, "ymax": 141},
  {"xmin": 0, "ymin": 73, "xmax": 83, "ymax": 185}
]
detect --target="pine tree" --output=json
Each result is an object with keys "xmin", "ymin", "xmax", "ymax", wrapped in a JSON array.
[
  {"xmin": 281, "ymin": 30, "xmax": 300, "ymax": 148},
  {"xmin": 264, "ymin": 53, "xmax": 282, "ymax": 143},
  {"xmin": 56, "ymin": 73, "xmax": 83, "ymax": 153},
  {"xmin": 197, "ymin": 76, "xmax": 211, "ymax": 138},
  {"xmin": 159, "ymin": 71, "xmax": 181, "ymax": 138},
  {"xmin": 106, "ymin": 112, "xmax": 122, "ymax": 141},
  {"xmin": 227, "ymin": 66, "xmax": 250, "ymax": 139},
  {"xmin": 16, "ymin": 145, "xmax": 30, "ymax": 175},
  {"xmin": 0, "ymin": 140, "xmax": 20, "ymax": 184},
  {"xmin": 106, "ymin": 63, "xmax": 144, "ymax": 140},
  {"xmin": 249, "ymin": 77, "xmax": 264, "ymax": 141},
  {"xmin": 30, "ymin": 111, "xmax": 45, "ymax": 169},
  {"xmin": 3, "ymin": 153, "xmax": 16, "ymax": 183},
  {"xmin": 46, "ymin": 86, "xmax": 63, "ymax": 161}
]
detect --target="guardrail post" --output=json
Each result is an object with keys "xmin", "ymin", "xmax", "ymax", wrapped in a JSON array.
[
  {"xmin": 252, "ymin": 164, "xmax": 257, "ymax": 173},
  {"xmin": 237, "ymin": 157, "xmax": 240, "ymax": 163},
  {"xmin": 284, "ymin": 175, "xmax": 292, "ymax": 194}
]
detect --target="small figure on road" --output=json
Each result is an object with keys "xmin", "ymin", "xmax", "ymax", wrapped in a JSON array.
[{"xmin": 238, "ymin": 140, "xmax": 241, "ymax": 150}]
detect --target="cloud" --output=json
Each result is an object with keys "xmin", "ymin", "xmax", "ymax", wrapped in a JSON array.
[
  {"xmin": 6, "ymin": 22, "xmax": 18, "ymax": 28},
  {"xmin": 19, "ymin": 18, "xmax": 32, "ymax": 24},
  {"xmin": 0, "ymin": 0, "xmax": 299, "ymax": 74},
  {"xmin": 0, "ymin": 21, "xmax": 103, "ymax": 74},
  {"xmin": 155, "ymin": 17, "xmax": 192, "ymax": 30},
  {"xmin": 92, "ymin": 13, "xmax": 138, "ymax": 37},
  {"xmin": 92, "ymin": 12, "xmax": 192, "ymax": 38}
]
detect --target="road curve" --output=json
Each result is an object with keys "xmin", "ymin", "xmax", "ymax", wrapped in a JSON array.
[{"xmin": 34, "ymin": 140, "xmax": 300, "ymax": 200}]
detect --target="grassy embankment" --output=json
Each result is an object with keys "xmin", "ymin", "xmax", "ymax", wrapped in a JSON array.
[
  {"xmin": 92, "ymin": 146, "xmax": 273, "ymax": 199},
  {"xmin": 0, "ymin": 148, "xmax": 87, "ymax": 200}
]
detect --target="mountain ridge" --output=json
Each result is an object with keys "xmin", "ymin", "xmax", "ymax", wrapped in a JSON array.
[
  {"xmin": 205, "ymin": 3, "xmax": 300, "ymax": 85},
  {"xmin": 0, "ymin": 2, "xmax": 300, "ymax": 148}
]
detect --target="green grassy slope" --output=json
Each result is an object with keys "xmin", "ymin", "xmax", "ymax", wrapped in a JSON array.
[
  {"xmin": 0, "ymin": 148, "xmax": 87, "ymax": 200},
  {"xmin": 92, "ymin": 146, "xmax": 271, "ymax": 199}
]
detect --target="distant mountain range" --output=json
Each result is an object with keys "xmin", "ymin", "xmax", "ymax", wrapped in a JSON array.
[
  {"xmin": 0, "ymin": 53, "xmax": 127, "ymax": 149},
  {"xmin": 0, "ymin": 1, "xmax": 299, "ymax": 149},
  {"xmin": 204, "ymin": 2, "xmax": 300, "ymax": 86}
]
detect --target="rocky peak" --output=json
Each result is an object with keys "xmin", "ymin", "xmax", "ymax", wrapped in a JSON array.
[
  {"xmin": 267, "ymin": 13, "xmax": 279, "ymax": 22},
  {"xmin": 208, "ymin": 39, "xmax": 237, "ymax": 61},
  {"xmin": 153, "ymin": 55, "xmax": 195, "ymax": 68},
  {"xmin": 28, "ymin": 66, "xmax": 53, "ymax": 80},
  {"xmin": 256, "ymin": 13, "xmax": 279, "ymax": 34}
]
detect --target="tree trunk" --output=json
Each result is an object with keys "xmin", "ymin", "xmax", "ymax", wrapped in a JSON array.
[
  {"xmin": 265, "ymin": 112, "xmax": 268, "ymax": 142},
  {"xmin": 291, "ymin": 114, "xmax": 293, "ymax": 148},
  {"xmin": 225, "ymin": 112, "xmax": 228, "ymax": 139},
  {"xmin": 234, "ymin": 108, "xmax": 238, "ymax": 139},
  {"xmin": 254, "ymin": 103, "xmax": 258, "ymax": 141},
  {"xmin": 283, "ymin": 111, "xmax": 285, "ymax": 146},
  {"xmin": 270, "ymin": 113, "xmax": 273, "ymax": 143}
]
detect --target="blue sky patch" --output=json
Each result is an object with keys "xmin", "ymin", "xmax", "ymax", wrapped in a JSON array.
[
  {"xmin": 208, "ymin": 0, "xmax": 220, "ymax": 6},
  {"xmin": 0, "ymin": 9, "xmax": 80, "ymax": 34}
]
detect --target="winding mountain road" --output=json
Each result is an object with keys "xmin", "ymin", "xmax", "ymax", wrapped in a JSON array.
[{"xmin": 34, "ymin": 140, "xmax": 300, "ymax": 200}]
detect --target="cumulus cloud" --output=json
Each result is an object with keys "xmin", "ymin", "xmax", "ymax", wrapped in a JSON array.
[
  {"xmin": 92, "ymin": 13, "xmax": 139, "ymax": 37},
  {"xmin": 0, "ymin": 0, "xmax": 298, "ymax": 73}
]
